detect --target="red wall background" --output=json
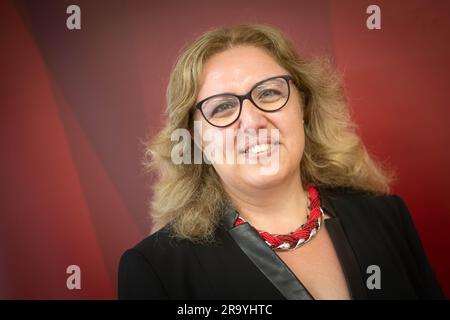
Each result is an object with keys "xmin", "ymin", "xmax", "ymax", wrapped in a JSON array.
[{"xmin": 0, "ymin": 0, "xmax": 449, "ymax": 299}]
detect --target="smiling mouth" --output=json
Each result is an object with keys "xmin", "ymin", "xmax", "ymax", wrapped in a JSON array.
[{"xmin": 239, "ymin": 140, "xmax": 280, "ymax": 155}]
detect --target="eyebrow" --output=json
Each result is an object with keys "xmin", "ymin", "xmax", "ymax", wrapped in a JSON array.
[{"xmin": 193, "ymin": 74, "xmax": 290, "ymax": 109}]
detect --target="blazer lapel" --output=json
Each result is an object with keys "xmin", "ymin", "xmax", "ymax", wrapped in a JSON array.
[
  {"xmin": 221, "ymin": 205, "xmax": 313, "ymax": 300},
  {"xmin": 317, "ymin": 187, "xmax": 368, "ymax": 299},
  {"xmin": 220, "ymin": 186, "xmax": 368, "ymax": 300}
]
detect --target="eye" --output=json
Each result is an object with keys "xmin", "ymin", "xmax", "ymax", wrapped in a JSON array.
[
  {"xmin": 211, "ymin": 103, "xmax": 235, "ymax": 117},
  {"xmin": 258, "ymin": 89, "xmax": 281, "ymax": 99}
]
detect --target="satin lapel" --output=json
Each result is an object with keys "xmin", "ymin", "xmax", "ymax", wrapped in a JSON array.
[
  {"xmin": 317, "ymin": 187, "xmax": 368, "ymax": 299},
  {"xmin": 221, "ymin": 206, "xmax": 313, "ymax": 300}
]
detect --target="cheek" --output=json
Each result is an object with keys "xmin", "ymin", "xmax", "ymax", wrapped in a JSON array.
[
  {"xmin": 285, "ymin": 119, "xmax": 305, "ymax": 152},
  {"xmin": 272, "ymin": 107, "xmax": 303, "ymax": 138},
  {"xmin": 271, "ymin": 106, "xmax": 305, "ymax": 158}
]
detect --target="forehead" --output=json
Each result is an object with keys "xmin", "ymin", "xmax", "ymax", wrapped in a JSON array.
[{"xmin": 197, "ymin": 45, "xmax": 289, "ymax": 100}]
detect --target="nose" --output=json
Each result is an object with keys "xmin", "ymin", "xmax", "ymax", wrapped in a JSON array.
[{"xmin": 237, "ymin": 98, "xmax": 269, "ymax": 131}]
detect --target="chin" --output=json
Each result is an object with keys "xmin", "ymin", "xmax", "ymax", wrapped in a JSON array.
[{"xmin": 238, "ymin": 164, "xmax": 288, "ymax": 189}]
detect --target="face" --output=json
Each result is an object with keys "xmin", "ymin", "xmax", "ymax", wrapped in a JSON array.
[{"xmin": 192, "ymin": 45, "xmax": 305, "ymax": 193}]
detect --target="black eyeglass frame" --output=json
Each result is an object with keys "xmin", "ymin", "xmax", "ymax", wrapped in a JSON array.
[{"xmin": 192, "ymin": 74, "xmax": 295, "ymax": 128}]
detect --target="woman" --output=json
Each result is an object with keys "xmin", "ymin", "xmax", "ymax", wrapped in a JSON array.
[{"xmin": 118, "ymin": 24, "xmax": 444, "ymax": 299}]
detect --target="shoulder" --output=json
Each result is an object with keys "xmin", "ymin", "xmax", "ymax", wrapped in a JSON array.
[
  {"xmin": 124, "ymin": 224, "xmax": 198, "ymax": 263},
  {"xmin": 119, "ymin": 223, "xmax": 225, "ymax": 270},
  {"xmin": 322, "ymin": 185, "xmax": 405, "ymax": 210},
  {"xmin": 321, "ymin": 187, "xmax": 445, "ymax": 299},
  {"xmin": 117, "ymin": 225, "xmax": 201, "ymax": 299},
  {"xmin": 320, "ymin": 185, "xmax": 403, "ymax": 208},
  {"xmin": 320, "ymin": 186, "xmax": 410, "ymax": 232}
]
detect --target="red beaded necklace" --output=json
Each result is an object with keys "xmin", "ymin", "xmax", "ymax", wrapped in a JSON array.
[{"xmin": 234, "ymin": 184, "xmax": 324, "ymax": 251}]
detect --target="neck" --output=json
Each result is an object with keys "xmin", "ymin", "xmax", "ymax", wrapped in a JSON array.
[{"xmin": 224, "ymin": 170, "xmax": 310, "ymax": 234}]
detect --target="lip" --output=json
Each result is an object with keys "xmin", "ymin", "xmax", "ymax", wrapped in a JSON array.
[{"xmin": 238, "ymin": 137, "xmax": 280, "ymax": 155}]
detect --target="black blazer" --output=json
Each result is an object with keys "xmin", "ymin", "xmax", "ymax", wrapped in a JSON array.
[{"xmin": 118, "ymin": 186, "xmax": 444, "ymax": 299}]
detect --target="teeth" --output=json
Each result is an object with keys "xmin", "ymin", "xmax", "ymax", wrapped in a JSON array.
[
  {"xmin": 240, "ymin": 141, "xmax": 279, "ymax": 155},
  {"xmin": 248, "ymin": 143, "xmax": 271, "ymax": 154}
]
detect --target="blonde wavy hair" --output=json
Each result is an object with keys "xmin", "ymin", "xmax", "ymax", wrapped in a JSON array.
[{"xmin": 143, "ymin": 23, "xmax": 395, "ymax": 243}]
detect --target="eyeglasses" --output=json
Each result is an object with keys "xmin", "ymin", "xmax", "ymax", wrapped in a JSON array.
[{"xmin": 193, "ymin": 75, "xmax": 293, "ymax": 128}]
